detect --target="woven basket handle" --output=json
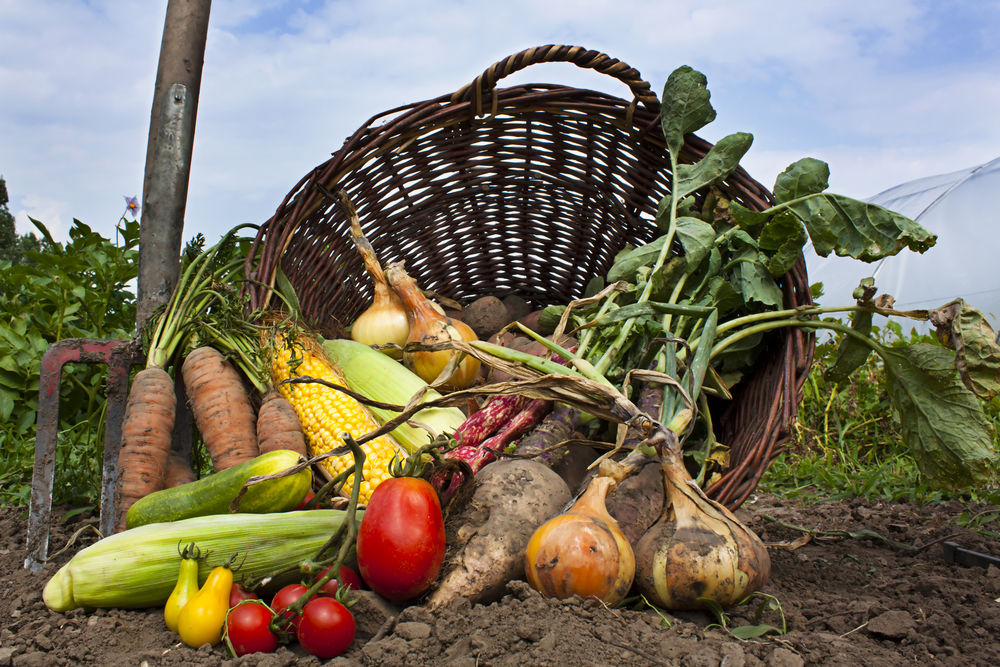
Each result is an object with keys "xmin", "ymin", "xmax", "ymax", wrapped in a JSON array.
[{"xmin": 452, "ymin": 44, "xmax": 660, "ymax": 115}]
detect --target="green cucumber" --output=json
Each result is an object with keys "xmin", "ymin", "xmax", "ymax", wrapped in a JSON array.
[{"xmin": 125, "ymin": 449, "xmax": 312, "ymax": 529}]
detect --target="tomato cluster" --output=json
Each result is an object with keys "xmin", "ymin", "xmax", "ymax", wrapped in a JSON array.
[{"xmin": 167, "ymin": 475, "xmax": 445, "ymax": 660}]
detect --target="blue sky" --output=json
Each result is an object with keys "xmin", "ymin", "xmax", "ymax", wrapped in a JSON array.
[{"xmin": 2, "ymin": 0, "xmax": 999, "ymax": 251}]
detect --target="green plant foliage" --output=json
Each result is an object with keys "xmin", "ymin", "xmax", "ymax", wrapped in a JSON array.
[
  {"xmin": 762, "ymin": 323, "xmax": 1000, "ymax": 502},
  {"xmin": 0, "ymin": 216, "xmax": 139, "ymax": 506}
]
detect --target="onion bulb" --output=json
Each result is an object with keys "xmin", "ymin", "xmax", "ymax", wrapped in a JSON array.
[
  {"xmin": 342, "ymin": 193, "xmax": 409, "ymax": 357},
  {"xmin": 384, "ymin": 261, "xmax": 480, "ymax": 390},
  {"xmin": 350, "ymin": 274, "xmax": 409, "ymax": 358},
  {"xmin": 634, "ymin": 429, "xmax": 770, "ymax": 610},
  {"xmin": 524, "ymin": 474, "xmax": 635, "ymax": 605}
]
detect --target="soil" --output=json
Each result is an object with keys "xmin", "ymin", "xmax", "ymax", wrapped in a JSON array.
[{"xmin": 3, "ymin": 491, "xmax": 1000, "ymax": 666}]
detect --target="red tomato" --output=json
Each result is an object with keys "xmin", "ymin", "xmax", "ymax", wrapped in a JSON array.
[
  {"xmin": 224, "ymin": 601, "xmax": 278, "ymax": 656},
  {"xmin": 270, "ymin": 583, "xmax": 310, "ymax": 632},
  {"xmin": 356, "ymin": 476, "xmax": 445, "ymax": 601},
  {"xmin": 316, "ymin": 564, "xmax": 364, "ymax": 596},
  {"xmin": 228, "ymin": 583, "xmax": 258, "ymax": 608},
  {"xmin": 297, "ymin": 597, "xmax": 355, "ymax": 659}
]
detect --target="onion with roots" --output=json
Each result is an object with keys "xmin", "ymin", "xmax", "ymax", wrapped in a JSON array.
[{"xmin": 634, "ymin": 428, "xmax": 771, "ymax": 610}]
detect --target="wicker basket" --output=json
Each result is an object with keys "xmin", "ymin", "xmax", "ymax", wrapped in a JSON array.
[{"xmin": 245, "ymin": 45, "xmax": 814, "ymax": 509}]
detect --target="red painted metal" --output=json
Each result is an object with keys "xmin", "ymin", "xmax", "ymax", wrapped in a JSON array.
[{"xmin": 25, "ymin": 338, "xmax": 143, "ymax": 572}]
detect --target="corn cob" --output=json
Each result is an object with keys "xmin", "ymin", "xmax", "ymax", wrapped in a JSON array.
[
  {"xmin": 44, "ymin": 509, "xmax": 358, "ymax": 612},
  {"xmin": 270, "ymin": 334, "xmax": 405, "ymax": 503},
  {"xmin": 321, "ymin": 337, "xmax": 467, "ymax": 453}
]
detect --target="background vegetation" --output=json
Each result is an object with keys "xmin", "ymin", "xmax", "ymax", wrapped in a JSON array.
[{"xmin": 0, "ymin": 176, "xmax": 139, "ymax": 506}]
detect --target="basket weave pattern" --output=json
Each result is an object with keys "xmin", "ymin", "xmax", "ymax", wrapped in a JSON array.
[{"xmin": 246, "ymin": 45, "xmax": 814, "ymax": 509}]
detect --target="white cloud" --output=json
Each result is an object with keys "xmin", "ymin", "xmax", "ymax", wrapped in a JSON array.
[{"xmin": 2, "ymin": 0, "xmax": 999, "ymax": 250}]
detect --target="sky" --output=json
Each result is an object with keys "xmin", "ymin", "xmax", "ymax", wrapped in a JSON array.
[{"xmin": 2, "ymin": 0, "xmax": 999, "ymax": 259}]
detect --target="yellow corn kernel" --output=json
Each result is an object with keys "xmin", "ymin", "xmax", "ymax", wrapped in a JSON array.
[{"xmin": 270, "ymin": 335, "xmax": 404, "ymax": 503}]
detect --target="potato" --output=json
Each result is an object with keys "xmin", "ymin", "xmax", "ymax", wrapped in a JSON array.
[{"xmin": 426, "ymin": 459, "xmax": 571, "ymax": 610}]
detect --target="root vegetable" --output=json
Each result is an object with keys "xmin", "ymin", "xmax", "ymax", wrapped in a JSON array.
[
  {"xmin": 182, "ymin": 346, "xmax": 260, "ymax": 471},
  {"xmin": 256, "ymin": 390, "xmax": 307, "ymax": 457},
  {"xmin": 164, "ymin": 450, "xmax": 197, "ymax": 488},
  {"xmin": 385, "ymin": 261, "xmax": 480, "ymax": 390},
  {"xmin": 339, "ymin": 191, "xmax": 410, "ymax": 356},
  {"xmin": 114, "ymin": 367, "xmax": 176, "ymax": 531},
  {"xmin": 426, "ymin": 459, "xmax": 570, "ymax": 610},
  {"xmin": 523, "ymin": 471, "xmax": 635, "ymax": 606},
  {"xmin": 463, "ymin": 295, "xmax": 511, "ymax": 339},
  {"xmin": 634, "ymin": 428, "xmax": 770, "ymax": 610}
]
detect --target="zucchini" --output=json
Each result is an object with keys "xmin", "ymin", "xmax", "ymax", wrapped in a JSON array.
[{"xmin": 125, "ymin": 449, "xmax": 311, "ymax": 529}]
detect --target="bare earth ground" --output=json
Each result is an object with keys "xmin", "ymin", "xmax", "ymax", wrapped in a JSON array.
[{"xmin": 3, "ymin": 491, "xmax": 1000, "ymax": 666}]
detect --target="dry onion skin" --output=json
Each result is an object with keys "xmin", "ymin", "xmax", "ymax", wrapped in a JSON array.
[
  {"xmin": 524, "ymin": 474, "xmax": 635, "ymax": 606},
  {"xmin": 385, "ymin": 260, "xmax": 480, "ymax": 390},
  {"xmin": 634, "ymin": 439, "xmax": 770, "ymax": 610}
]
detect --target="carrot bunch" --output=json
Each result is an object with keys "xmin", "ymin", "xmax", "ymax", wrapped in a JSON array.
[{"xmin": 114, "ymin": 229, "xmax": 305, "ymax": 531}]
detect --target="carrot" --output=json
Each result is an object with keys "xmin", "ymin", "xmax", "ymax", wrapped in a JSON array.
[
  {"xmin": 114, "ymin": 367, "xmax": 176, "ymax": 531},
  {"xmin": 181, "ymin": 346, "xmax": 260, "ymax": 472},
  {"xmin": 256, "ymin": 389, "xmax": 307, "ymax": 457},
  {"xmin": 112, "ymin": 227, "xmax": 257, "ymax": 532},
  {"xmin": 164, "ymin": 450, "xmax": 197, "ymax": 488}
]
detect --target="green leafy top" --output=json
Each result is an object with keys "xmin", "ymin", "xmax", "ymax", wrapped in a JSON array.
[{"xmin": 535, "ymin": 65, "xmax": 995, "ymax": 491}]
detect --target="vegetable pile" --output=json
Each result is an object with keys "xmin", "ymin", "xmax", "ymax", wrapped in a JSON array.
[{"xmin": 39, "ymin": 65, "xmax": 1000, "ymax": 660}]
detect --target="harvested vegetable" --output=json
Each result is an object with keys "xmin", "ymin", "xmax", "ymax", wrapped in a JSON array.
[
  {"xmin": 177, "ymin": 560, "xmax": 234, "ymax": 647},
  {"xmin": 114, "ymin": 367, "xmax": 176, "ymax": 531},
  {"xmin": 385, "ymin": 260, "xmax": 480, "ymax": 390},
  {"xmin": 524, "ymin": 469, "xmax": 635, "ymax": 606},
  {"xmin": 427, "ymin": 459, "xmax": 571, "ymax": 610},
  {"xmin": 224, "ymin": 600, "xmax": 278, "ymax": 657},
  {"xmin": 115, "ymin": 228, "xmax": 255, "ymax": 531},
  {"xmin": 181, "ymin": 345, "xmax": 260, "ymax": 471},
  {"xmin": 255, "ymin": 390, "xmax": 307, "ymax": 457},
  {"xmin": 43, "ymin": 509, "xmax": 360, "ymax": 612},
  {"xmin": 337, "ymin": 191, "xmax": 410, "ymax": 357},
  {"xmin": 297, "ymin": 597, "xmax": 356, "ymax": 659},
  {"xmin": 634, "ymin": 428, "xmax": 770, "ymax": 610},
  {"xmin": 164, "ymin": 542, "xmax": 201, "ymax": 633},
  {"xmin": 125, "ymin": 449, "xmax": 312, "ymax": 529},
  {"xmin": 164, "ymin": 451, "xmax": 197, "ymax": 488},
  {"xmin": 270, "ymin": 331, "xmax": 405, "ymax": 503},
  {"xmin": 432, "ymin": 397, "xmax": 553, "ymax": 505},
  {"xmin": 356, "ymin": 476, "xmax": 445, "ymax": 601},
  {"xmin": 321, "ymin": 337, "xmax": 466, "ymax": 452}
]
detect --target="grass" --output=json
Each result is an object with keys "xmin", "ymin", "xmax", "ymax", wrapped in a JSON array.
[{"xmin": 760, "ymin": 322, "xmax": 1000, "ymax": 506}]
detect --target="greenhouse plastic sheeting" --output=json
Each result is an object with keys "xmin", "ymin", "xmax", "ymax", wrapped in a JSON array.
[{"xmin": 806, "ymin": 156, "xmax": 1000, "ymax": 331}]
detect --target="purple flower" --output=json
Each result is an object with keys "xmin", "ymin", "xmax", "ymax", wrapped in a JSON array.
[{"xmin": 123, "ymin": 195, "xmax": 140, "ymax": 219}]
